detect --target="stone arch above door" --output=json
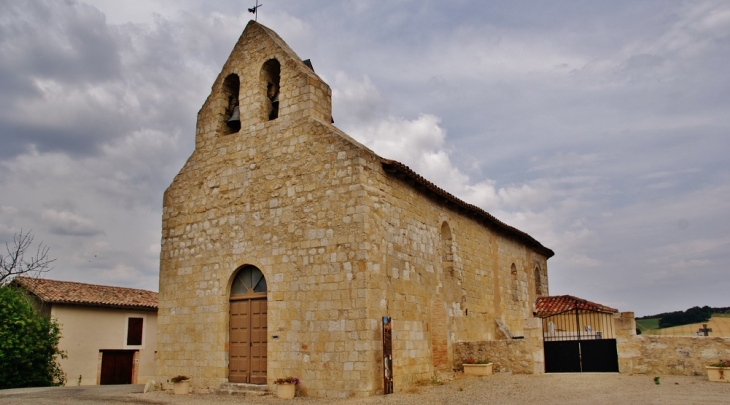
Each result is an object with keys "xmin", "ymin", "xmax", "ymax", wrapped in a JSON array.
[{"xmin": 229, "ymin": 265, "xmax": 267, "ymax": 384}]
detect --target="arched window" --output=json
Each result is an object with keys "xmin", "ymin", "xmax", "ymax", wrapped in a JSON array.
[
  {"xmin": 231, "ymin": 265, "xmax": 267, "ymax": 297},
  {"xmin": 223, "ymin": 74, "xmax": 240, "ymax": 134},
  {"xmin": 441, "ymin": 222, "xmax": 453, "ymax": 275},
  {"xmin": 511, "ymin": 263, "xmax": 519, "ymax": 301},
  {"xmin": 534, "ymin": 265, "xmax": 543, "ymax": 296},
  {"xmin": 261, "ymin": 59, "xmax": 280, "ymax": 121}
]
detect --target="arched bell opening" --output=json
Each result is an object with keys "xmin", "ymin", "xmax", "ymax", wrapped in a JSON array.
[
  {"xmin": 228, "ymin": 264, "xmax": 267, "ymax": 384},
  {"xmin": 260, "ymin": 59, "xmax": 280, "ymax": 121},
  {"xmin": 223, "ymin": 74, "xmax": 241, "ymax": 134}
]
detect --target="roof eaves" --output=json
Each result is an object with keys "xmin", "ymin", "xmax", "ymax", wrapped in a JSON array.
[
  {"xmin": 534, "ymin": 295, "xmax": 618, "ymax": 318},
  {"xmin": 11, "ymin": 277, "xmax": 158, "ymax": 310},
  {"xmin": 50, "ymin": 300, "xmax": 158, "ymax": 311},
  {"xmin": 381, "ymin": 159, "xmax": 555, "ymax": 258}
]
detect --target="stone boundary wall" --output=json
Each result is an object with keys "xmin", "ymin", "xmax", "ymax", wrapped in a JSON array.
[
  {"xmin": 618, "ymin": 335, "xmax": 730, "ymax": 375},
  {"xmin": 454, "ymin": 313, "xmax": 730, "ymax": 377},
  {"xmin": 615, "ymin": 312, "xmax": 730, "ymax": 376},
  {"xmin": 454, "ymin": 318, "xmax": 544, "ymax": 374},
  {"xmin": 455, "ymin": 339, "xmax": 534, "ymax": 374}
]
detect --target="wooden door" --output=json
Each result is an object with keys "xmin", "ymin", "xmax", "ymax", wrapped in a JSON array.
[
  {"xmin": 100, "ymin": 350, "xmax": 134, "ymax": 385},
  {"xmin": 229, "ymin": 298, "xmax": 267, "ymax": 383},
  {"xmin": 250, "ymin": 298, "xmax": 267, "ymax": 383}
]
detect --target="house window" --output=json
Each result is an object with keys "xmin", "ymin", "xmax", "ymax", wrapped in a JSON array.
[{"xmin": 126, "ymin": 317, "xmax": 143, "ymax": 346}]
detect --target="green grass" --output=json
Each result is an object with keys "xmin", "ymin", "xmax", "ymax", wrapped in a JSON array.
[
  {"xmin": 636, "ymin": 315, "xmax": 730, "ymax": 336},
  {"xmin": 636, "ymin": 318, "xmax": 660, "ymax": 333}
]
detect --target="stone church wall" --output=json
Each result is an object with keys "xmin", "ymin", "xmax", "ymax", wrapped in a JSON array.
[
  {"xmin": 362, "ymin": 168, "xmax": 550, "ymax": 388},
  {"xmin": 158, "ymin": 117, "xmax": 388, "ymax": 396}
]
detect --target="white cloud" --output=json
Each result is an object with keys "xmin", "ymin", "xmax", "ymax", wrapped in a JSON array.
[
  {"xmin": 1, "ymin": 1, "xmax": 729, "ymax": 316},
  {"xmin": 42, "ymin": 209, "xmax": 103, "ymax": 236},
  {"xmin": 0, "ymin": 206, "xmax": 17, "ymax": 215}
]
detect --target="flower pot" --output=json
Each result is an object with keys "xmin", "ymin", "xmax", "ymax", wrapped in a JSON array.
[
  {"xmin": 173, "ymin": 380, "xmax": 190, "ymax": 394},
  {"xmin": 276, "ymin": 383, "xmax": 296, "ymax": 399},
  {"xmin": 706, "ymin": 366, "xmax": 730, "ymax": 382},
  {"xmin": 463, "ymin": 363, "xmax": 493, "ymax": 376}
]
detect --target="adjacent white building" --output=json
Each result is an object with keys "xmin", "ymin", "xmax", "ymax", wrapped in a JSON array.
[{"xmin": 13, "ymin": 277, "xmax": 158, "ymax": 385}]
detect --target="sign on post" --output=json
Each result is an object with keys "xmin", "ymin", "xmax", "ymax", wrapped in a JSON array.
[{"xmin": 382, "ymin": 316, "xmax": 393, "ymax": 394}]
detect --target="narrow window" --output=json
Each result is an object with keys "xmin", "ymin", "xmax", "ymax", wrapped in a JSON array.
[
  {"xmin": 511, "ymin": 263, "xmax": 519, "ymax": 301},
  {"xmin": 534, "ymin": 265, "xmax": 543, "ymax": 296},
  {"xmin": 127, "ymin": 317, "xmax": 143, "ymax": 346},
  {"xmin": 223, "ymin": 74, "xmax": 240, "ymax": 133},
  {"xmin": 261, "ymin": 59, "xmax": 280, "ymax": 121},
  {"xmin": 441, "ymin": 222, "xmax": 454, "ymax": 275}
]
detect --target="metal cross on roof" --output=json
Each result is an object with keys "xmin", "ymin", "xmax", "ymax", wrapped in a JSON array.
[
  {"xmin": 248, "ymin": 0, "xmax": 262, "ymax": 21},
  {"xmin": 698, "ymin": 323, "xmax": 713, "ymax": 336}
]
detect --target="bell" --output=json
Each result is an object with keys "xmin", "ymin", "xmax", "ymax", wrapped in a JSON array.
[{"xmin": 227, "ymin": 106, "xmax": 241, "ymax": 131}]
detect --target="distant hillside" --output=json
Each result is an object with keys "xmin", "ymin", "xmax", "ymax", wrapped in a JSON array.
[
  {"xmin": 637, "ymin": 315, "xmax": 730, "ymax": 337},
  {"xmin": 637, "ymin": 306, "xmax": 730, "ymax": 329}
]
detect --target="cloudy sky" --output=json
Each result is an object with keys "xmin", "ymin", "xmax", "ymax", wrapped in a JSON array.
[{"xmin": 1, "ymin": 0, "xmax": 728, "ymax": 316}]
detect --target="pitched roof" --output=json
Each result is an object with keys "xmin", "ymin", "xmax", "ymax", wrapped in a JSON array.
[
  {"xmin": 381, "ymin": 159, "xmax": 555, "ymax": 258},
  {"xmin": 217, "ymin": 22, "xmax": 553, "ymax": 260},
  {"xmin": 12, "ymin": 277, "xmax": 157, "ymax": 310},
  {"xmin": 534, "ymin": 295, "xmax": 618, "ymax": 318}
]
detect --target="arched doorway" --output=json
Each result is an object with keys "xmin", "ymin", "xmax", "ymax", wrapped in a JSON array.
[{"xmin": 229, "ymin": 265, "xmax": 267, "ymax": 384}]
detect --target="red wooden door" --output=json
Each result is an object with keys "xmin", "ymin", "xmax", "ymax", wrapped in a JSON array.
[{"xmin": 100, "ymin": 350, "xmax": 134, "ymax": 385}]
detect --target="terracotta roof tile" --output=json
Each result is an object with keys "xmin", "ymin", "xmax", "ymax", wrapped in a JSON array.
[
  {"xmin": 13, "ymin": 277, "xmax": 157, "ymax": 310},
  {"xmin": 534, "ymin": 295, "xmax": 617, "ymax": 318},
  {"xmin": 381, "ymin": 159, "xmax": 554, "ymax": 258}
]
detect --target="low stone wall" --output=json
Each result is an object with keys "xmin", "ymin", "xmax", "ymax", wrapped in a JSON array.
[
  {"xmin": 618, "ymin": 335, "xmax": 730, "ymax": 376},
  {"xmin": 456, "ymin": 312, "xmax": 730, "ymax": 377},
  {"xmin": 454, "ymin": 317, "xmax": 544, "ymax": 374},
  {"xmin": 615, "ymin": 312, "xmax": 730, "ymax": 376},
  {"xmin": 455, "ymin": 339, "xmax": 531, "ymax": 374}
]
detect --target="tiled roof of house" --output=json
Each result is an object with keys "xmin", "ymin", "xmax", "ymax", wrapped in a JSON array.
[
  {"xmin": 381, "ymin": 159, "xmax": 555, "ymax": 258},
  {"xmin": 13, "ymin": 276, "xmax": 157, "ymax": 310},
  {"xmin": 534, "ymin": 295, "xmax": 618, "ymax": 318}
]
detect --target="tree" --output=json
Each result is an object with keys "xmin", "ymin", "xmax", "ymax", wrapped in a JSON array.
[
  {"xmin": 0, "ymin": 285, "xmax": 66, "ymax": 388},
  {"xmin": 0, "ymin": 230, "xmax": 55, "ymax": 285},
  {"xmin": 658, "ymin": 306, "xmax": 713, "ymax": 329}
]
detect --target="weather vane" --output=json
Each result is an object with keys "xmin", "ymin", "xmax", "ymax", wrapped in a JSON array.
[{"xmin": 248, "ymin": 0, "xmax": 262, "ymax": 21}]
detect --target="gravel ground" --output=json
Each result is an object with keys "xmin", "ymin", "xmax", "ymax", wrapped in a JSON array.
[{"xmin": 2, "ymin": 374, "xmax": 729, "ymax": 405}]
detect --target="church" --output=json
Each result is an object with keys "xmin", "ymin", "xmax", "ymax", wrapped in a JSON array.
[{"xmin": 156, "ymin": 20, "xmax": 553, "ymax": 397}]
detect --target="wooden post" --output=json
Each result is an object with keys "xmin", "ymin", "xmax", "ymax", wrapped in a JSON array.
[{"xmin": 382, "ymin": 316, "xmax": 393, "ymax": 395}]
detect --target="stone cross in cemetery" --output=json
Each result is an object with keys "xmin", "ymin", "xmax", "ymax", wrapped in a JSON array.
[{"xmin": 698, "ymin": 323, "xmax": 713, "ymax": 336}]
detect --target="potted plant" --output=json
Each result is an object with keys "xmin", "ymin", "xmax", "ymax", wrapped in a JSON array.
[
  {"xmin": 274, "ymin": 376, "xmax": 300, "ymax": 399},
  {"xmin": 170, "ymin": 375, "xmax": 190, "ymax": 394},
  {"xmin": 462, "ymin": 358, "xmax": 493, "ymax": 376},
  {"xmin": 706, "ymin": 360, "xmax": 730, "ymax": 383}
]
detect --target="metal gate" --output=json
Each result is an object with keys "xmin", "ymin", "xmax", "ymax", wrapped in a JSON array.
[{"xmin": 542, "ymin": 309, "xmax": 619, "ymax": 373}]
